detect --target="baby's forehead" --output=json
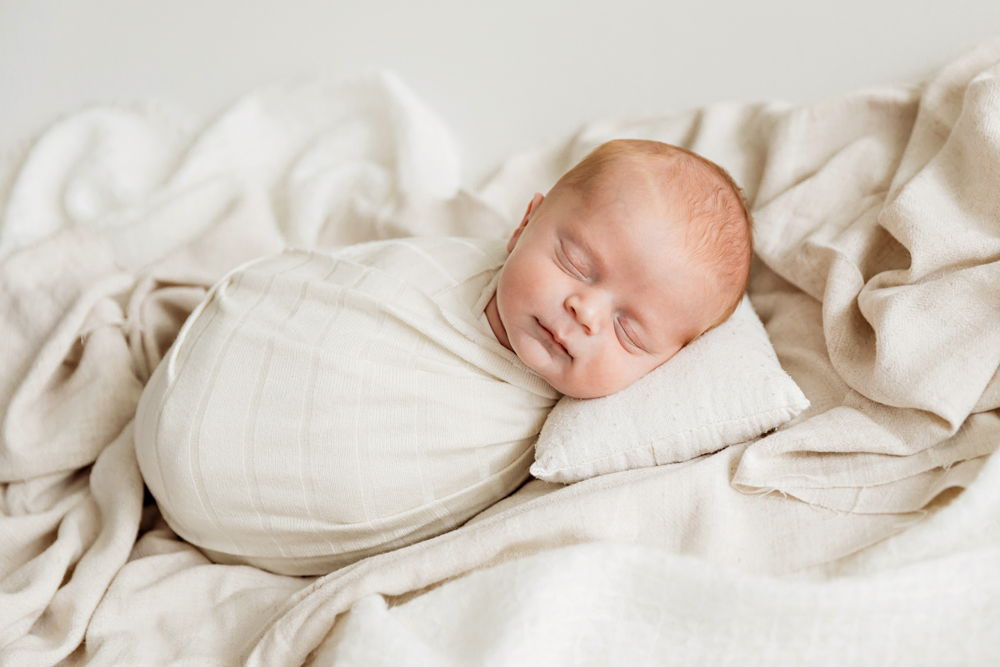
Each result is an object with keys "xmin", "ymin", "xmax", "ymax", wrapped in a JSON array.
[
  {"xmin": 556, "ymin": 206, "xmax": 706, "ymax": 290},
  {"xmin": 584, "ymin": 155, "xmax": 717, "ymax": 218}
]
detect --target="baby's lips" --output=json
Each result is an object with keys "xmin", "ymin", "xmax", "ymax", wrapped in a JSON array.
[
  {"xmin": 552, "ymin": 332, "xmax": 570, "ymax": 356},
  {"xmin": 542, "ymin": 322, "xmax": 571, "ymax": 358}
]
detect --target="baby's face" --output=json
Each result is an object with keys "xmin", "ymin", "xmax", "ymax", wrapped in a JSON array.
[{"xmin": 486, "ymin": 176, "xmax": 712, "ymax": 399}]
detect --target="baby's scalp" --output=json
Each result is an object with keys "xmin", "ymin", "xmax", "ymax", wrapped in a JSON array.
[{"xmin": 549, "ymin": 139, "xmax": 754, "ymax": 339}]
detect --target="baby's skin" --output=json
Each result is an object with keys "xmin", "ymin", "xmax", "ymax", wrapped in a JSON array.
[{"xmin": 485, "ymin": 140, "xmax": 752, "ymax": 399}]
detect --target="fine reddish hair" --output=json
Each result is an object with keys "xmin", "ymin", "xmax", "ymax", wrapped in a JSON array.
[{"xmin": 550, "ymin": 138, "xmax": 754, "ymax": 339}]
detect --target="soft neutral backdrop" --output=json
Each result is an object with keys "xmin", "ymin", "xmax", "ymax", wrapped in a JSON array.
[{"xmin": 3, "ymin": 0, "xmax": 1000, "ymax": 183}]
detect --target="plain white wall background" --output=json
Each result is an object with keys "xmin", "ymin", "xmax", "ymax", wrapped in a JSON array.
[{"xmin": 2, "ymin": 0, "xmax": 1000, "ymax": 184}]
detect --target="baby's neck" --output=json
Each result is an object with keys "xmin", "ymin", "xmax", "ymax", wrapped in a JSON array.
[{"xmin": 484, "ymin": 292, "xmax": 513, "ymax": 351}]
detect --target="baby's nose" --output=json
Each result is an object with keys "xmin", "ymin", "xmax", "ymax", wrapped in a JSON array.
[{"xmin": 566, "ymin": 291, "xmax": 610, "ymax": 334}]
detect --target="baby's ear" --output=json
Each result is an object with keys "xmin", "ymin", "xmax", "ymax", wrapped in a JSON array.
[{"xmin": 507, "ymin": 193, "xmax": 545, "ymax": 253}]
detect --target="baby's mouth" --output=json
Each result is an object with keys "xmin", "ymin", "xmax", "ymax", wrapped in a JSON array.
[{"xmin": 536, "ymin": 318, "xmax": 570, "ymax": 357}]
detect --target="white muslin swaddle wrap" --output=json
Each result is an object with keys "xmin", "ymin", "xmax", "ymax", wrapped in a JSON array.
[{"xmin": 135, "ymin": 237, "xmax": 559, "ymax": 575}]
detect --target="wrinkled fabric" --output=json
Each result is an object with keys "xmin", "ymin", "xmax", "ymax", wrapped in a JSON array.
[
  {"xmin": 136, "ymin": 237, "xmax": 556, "ymax": 575},
  {"xmin": 0, "ymin": 42, "xmax": 999, "ymax": 666}
]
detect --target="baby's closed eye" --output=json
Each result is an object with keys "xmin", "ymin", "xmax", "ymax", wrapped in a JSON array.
[
  {"xmin": 615, "ymin": 317, "xmax": 645, "ymax": 352},
  {"xmin": 558, "ymin": 241, "xmax": 590, "ymax": 280},
  {"xmin": 556, "ymin": 248, "xmax": 582, "ymax": 278}
]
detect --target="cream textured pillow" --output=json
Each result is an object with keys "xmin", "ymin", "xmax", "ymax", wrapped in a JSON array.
[{"xmin": 530, "ymin": 296, "xmax": 809, "ymax": 484}]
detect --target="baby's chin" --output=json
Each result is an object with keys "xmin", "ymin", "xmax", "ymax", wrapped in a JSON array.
[
  {"xmin": 510, "ymin": 332, "xmax": 633, "ymax": 398},
  {"xmin": 537, "ymin": 369, "xmax": 627, "ymax": 400}
]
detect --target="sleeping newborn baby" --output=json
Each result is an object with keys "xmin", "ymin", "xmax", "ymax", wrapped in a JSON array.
[{"xmin": 134, "ymin": 139, "xmax": 753, "ymax": 575}]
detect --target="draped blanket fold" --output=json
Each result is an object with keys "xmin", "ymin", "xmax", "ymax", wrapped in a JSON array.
[{"xmin": 2, "ymin": 46, "xmax": 1000, "ymax": 666}]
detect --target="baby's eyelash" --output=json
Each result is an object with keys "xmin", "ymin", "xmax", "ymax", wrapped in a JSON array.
[
  {"xmin": 558, "ymin": 244, "xmax": 586, "ymax": 278},
  {"xmin": 616, "ymin": 318, "xmax": 642, "ymax": 351}
]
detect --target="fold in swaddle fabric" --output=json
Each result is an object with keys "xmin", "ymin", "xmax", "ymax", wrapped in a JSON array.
[{"xmin": 135, "ymin": 237, "xmax": 558, "ymax": 575}]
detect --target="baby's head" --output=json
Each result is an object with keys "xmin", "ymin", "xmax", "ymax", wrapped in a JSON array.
[{"xmin": 485, "ymin": 139, "xmax": 754, "ymax": 399}]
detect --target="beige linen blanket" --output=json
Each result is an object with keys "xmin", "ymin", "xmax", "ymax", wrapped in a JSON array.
[
  {"xmin": 136, "ymin": 236, "xmax": 556, "ymax": 575},
  {"xmin": 2, "ymin": 40, "xmax": 1000, "ymax": 665}
]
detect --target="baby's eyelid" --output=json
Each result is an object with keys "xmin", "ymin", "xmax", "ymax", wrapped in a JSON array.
[
  {"xmin": 558, "ymin": 243, "xmax": 587, "ymax": 279},
  {"xmin": 616, "ymin": 317, "xmax": 643, "ymax": 351}
]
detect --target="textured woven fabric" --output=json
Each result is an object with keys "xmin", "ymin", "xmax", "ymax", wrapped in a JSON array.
[
  {"xmin": 5, "ymin": 42, "xmax": 1000, "ymax": 666},
  {"xmin": 135, "ymin": 237, "xmax": 558, "ymax": 574}
]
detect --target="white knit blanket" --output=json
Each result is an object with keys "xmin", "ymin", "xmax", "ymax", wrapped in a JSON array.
[{"xmin": 2, "ymin": 39, "xmax": 1000, "ymax": 665}]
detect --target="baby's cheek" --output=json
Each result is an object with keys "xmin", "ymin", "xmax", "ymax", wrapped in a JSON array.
[
  {"xmin": 518, "ymin": 346, "xmax": 569, "ymax": 393},
  {"xmin": 585, "ymin": 357, "xmax": 640, "ymax": 398},
  {"xmin": 517, "ymin": 336, "xmax": 555, "ymax": 373}
]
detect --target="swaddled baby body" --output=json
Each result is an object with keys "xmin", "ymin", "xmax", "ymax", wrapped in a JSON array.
[{"xmin": 134, "ymin": 139, "xmax": 753, "ymax": 575}]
